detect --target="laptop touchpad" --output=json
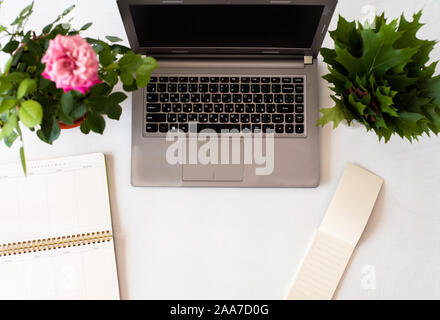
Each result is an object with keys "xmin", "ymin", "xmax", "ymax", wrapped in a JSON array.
[{"xmin": 182, "ymin": 139, "xmax": 244, "ymax": 182}]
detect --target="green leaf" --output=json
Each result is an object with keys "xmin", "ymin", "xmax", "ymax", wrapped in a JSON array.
[
  {"xmin": 317, "ymin": 96, "xmax": 355, "ymax": 128},
  {"xmin": 61, "ymin": 91, "xmax": 75, "ymax": 115},
  {"xmin": 20, "ymin": 146, "xmax": 26, "ymax": 175},
  {"xmin": 109, "ymin": 92, "xmax": 128, "ymax": 104},
  {"xmin": 2, "ymin": 40, "xmax": 19, "ymax": 54},
  {"xmin": 42, "ymin": 23, "xmax": 53, "ymax": 33},
  {"xmin": 0, "ymin": 113, "xmax": 18, "ymax": 140},
  {"xmin": 85, "ymin": 111, "xmax": 105, "ymax": 134},
  {"xmin": 375, "ymin": 87, "xmax": 398, "ymax": 117},
  {"xmin": 62, "ymin": 5, "xmax": 75, "ymax": 16},
  {"xmin": 105, "ymin": 36, "xmax": 123, "ymax": 43},
  {"xmin": 19, "ymin": 100, "xmax": 43, "ymax": 128},
  {"xmin": 17, "ymin": 78, "xmax": 37, "ymax": 99},
  {"xmin": 348, "ymin": 93, "xmax": 367, "ymax": 115},
  {"xmin": 107, "ymin": 104, "xmax": 122, "ymax": 120},
  {"xmin": 101, "ymin": 70, "xmax": 118, "ymax": 86},
  {"xmin": 99, "ymin": 48, "xmax": 114, "ymax": 67},
  {"xmin": 37, "ymin": 117, "xmax": 60, "ymax": 144},
  {"xmin": 0, "ymin": 98, "xmax": 17, "ymax": 114},
  {"xmin": 80, "ymin": 119, "xmax": 90, "ymax": 134},
  {"xmin": 80, "ymin": 22, "xmax": 93, "ymax": 31},
  {"xmin": 4, "ymin": 131, "xmax": 18, "ymax": 147},
  {"xmin": 70, "ymin": 104, "xmax": 88, "ymax": 120}
]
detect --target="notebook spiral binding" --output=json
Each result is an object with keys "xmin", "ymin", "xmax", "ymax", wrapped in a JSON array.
[{"xmin": 0, "ymin": 230, "xmax": 112, "ymax": 257}]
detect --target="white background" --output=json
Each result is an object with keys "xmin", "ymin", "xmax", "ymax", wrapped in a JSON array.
[{"xmin": 1, "ymin": 0, "xmax": 440, "ymax": 299}]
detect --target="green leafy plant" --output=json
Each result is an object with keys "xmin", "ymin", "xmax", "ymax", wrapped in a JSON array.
[
  {"xmin": 318, "ymin": 11, "xmax": 440, "ymax": 142},
  {"xmin": 0, "ymin": 1, "xmax": 158, "ymax": 172}
]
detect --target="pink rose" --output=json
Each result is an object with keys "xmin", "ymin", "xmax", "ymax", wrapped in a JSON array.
[{"xmin": 41, "ymin": 34, "xmax": 101, "ymax": 94}]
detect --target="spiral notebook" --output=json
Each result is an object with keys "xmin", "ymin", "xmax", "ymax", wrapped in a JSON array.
[{"xmin": 0, "ymin": 153, "xmax": 120, "ymax": 300}]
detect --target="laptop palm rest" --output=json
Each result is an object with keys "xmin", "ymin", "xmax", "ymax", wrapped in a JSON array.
[{"xmin": 182, "ymin": 139, "xmax": 244, "ymax": 182}]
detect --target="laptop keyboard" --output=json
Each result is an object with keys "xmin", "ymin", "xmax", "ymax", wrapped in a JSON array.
[{"xmin": 144, "ymin": 76, "xmax": 306, "ymax": 136}]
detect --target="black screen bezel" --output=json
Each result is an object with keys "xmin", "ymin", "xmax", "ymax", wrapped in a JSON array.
[{"xmin": 117, "ymin": 0, "xmax": 338, "ymax": 57}]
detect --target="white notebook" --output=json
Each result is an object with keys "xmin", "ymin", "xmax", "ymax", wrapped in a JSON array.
[{"xmin": 0, "ymin": 153, "xmax": 120, "ymax": 300}]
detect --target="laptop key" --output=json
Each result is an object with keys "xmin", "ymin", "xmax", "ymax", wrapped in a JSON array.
[
  {"xmin": 251, "ymin": 114, "xmax": 261, "ymax": 123},
  {"xmin": 285, "ymin": 94, "xmax": 294, "ymax": 103},
  {"xmin": 169, "ymin": 77, "xmax": 178, "ymax": 82},
  {"xmin": 204, "ymin": 104, "xmax": 213, "ymax": 113},
  {"xmin": 235, "ymin": 104, "xmax": 244, "ymax": 113},
  {"xmin": 267, "ymin": 104, "xmax": 276, "ymax": 113},
  {"xmin": 146, "ymin": 84, "xmax": 156, "ymax": 92},
  {"xmin": 245, "ymin": 104, "xmax": 255, "ymax": 113},
  {"xmin": 212, "ymin": 94, "xmax": 221, "ymax": 103},
  {"xmin": 181, "ymin": 94, "xmax": 190, "ymax": 103},
  {"xmin": 272, "ymin": 114, "xmax": 284, "ymax": 123},
  {"xmin": 285, "ymin": 114, "xmax": 294, "ymax": 123},
  {"xmin": 172, "ymin": 104, "xmax": 182, "ymax": 112},
  {"xmin": 193, "ymin": 104, "xmax": 203, "ymax": 113},
  {"xmin": 159, "ymin": 77, "xmax": 168, "ymax": 82},
  {"xmin": 183, "ymin": 104, "xmax": 192, "ymax": 112},
  {"xmin": 241, "ymin": 77, "xmax": 250, "ymax": 83},
  {"xmin": 293, "ymin": 77, "xmax": 304, "ymax": 83},
  {"xmin": 252, "ymin": 124, "xmax": 262, "ymax": 132},
  {"xmin": 210, "ymin": 77, "xmax": 219, "ymax": 83},
  {"xmin": 167, "ymin": 113, "xmax": 177, "ymax": 122},
  {"xmin": 168, "ymin": 84, "xmax": 177, "ymax": 92},
  {"xmin": 189, "ymin": 113, "xmax": 198, "ymax": 121},
  {"xmin": 295, "ymin": 125, "xmax": 304, "ymax": 134},
  {"xmin": 256, "ymin": 104, "xmax": 265, "ymax": 113},
  {"xmin": 295, "ymin": 94, "xmax": 304, "ymax": 103},
  {"xmin": 146, "ymin": 104, "xmax": 161, "ymax": 112},
  {"xmin": 214, "ymin": 104, "xmax": 223, "ymax": 113},
  {"xmin": 159, "ymin": 123, "xmax": 168, "ymax": 133},
  {"xmin": 240, "ymin": 84, "xmax": 250, "ymax": 93},
  {"xmin": 199, "ymin": 114, "xmax": 208, "ymax": 122},
  {"xmin": 170, "ymin": 94, "xmax": 179, "ymax": 103},
  {"xmin": 282, "ymin": 77, "xmax": 291, "ymax": 83},
  {"xmin": 179, "ymin": 124, "xmax": 189, "ymax": 132},
  {"xmin": 162, "ymin": 104, "xmax": 171, "ymax": 112},
  {"xmin": 209, "ymin": 114, "xmax": 219, "ymax": 123},
  {"xmin": 146, "ymin": 93, "xmax": 158, "ymax": 102},
  {"xmin": 295, "ymin": 84, "xmax": 304, "ymax": 93},
  {"xmin": 179, "ymin": 77, "xmax": 188, "ymax": 82},
  {"xmin": 264, "ymin": 94, "xmax": 273, "ymax": 103},
  {"xmin": 261, "ymin": 77, "xmax": 270, "ymax": 83},
  {"xmin": 146, "ymin": 124, "xmax": 158, "ymax": 132},
  {"xmin": 195, "ymin": 124, "xmax": 241, "ymax": 133},
  {"xmin": 274, "ymin": 94, "xmax": 283, "ymax": 103},
  {"xmin": 147, "ymin": 114, "xmax": 166, "ymax": 122},
  {"xmin": 272, "ymin": 84, "xmax": 281, "ymax": 93},
  {"xmin": 189, "ymin": 77, "xmax": 199, "ymax": 82},
  {"xmin": 233, "ymin": 94, "xmax": 242, "ymax": 103},
  {"xmin": 178, "ymin": 114, "xmax": 188, "ymax": 123},
  {"xmin": 282, "ymin": 84, "xmax": 294, "ymax": 93},
  {"xmin": 295, "ymin": 104, "xmax": 304, "ymax": 113},
  {"xmin": 286, "ymin": 124, "xmax": 294, "ymax": 133},
  {"xmin": 277, "ymin": 104, "xmax": 294, "ymax": 113},
  {"xmin": 220, "ymin": 114, "xmax": 229, "ymax": 123},
  {"xmin": 263, "ymin": 124, "xmax": 274, "ymax": 133},
  {"xmin": 295, "ymin": 114, "xmax": 304, "ymax": 123},
  {"xmin": 225, "ymin": 104, "xmax": 234, "ymax": 113},
  {"xmin": 189, "ymin": 84, "xmax": 198, "ymax": 92},
  {"xmin": 271, "ymin": 77, "xmax": 281, "ymax": 83},
  {"xmin": 157, "ymin": 84, "xmax": 167, "ymax": 92},
  {"xmin": 241, "ymin": 114, "xmax": 250, "ymax": 123},
  {"xmin": 262, "ymin": 114, "xmax": 271, "ymax": 123},
  {"xmin": 275, "ymin": 125, "xmax": 284, "ymax": 133},
  {"xmin": 209, "ymin": 84, "xmax": 219, "ymax": 93},
  {"xmin": 230, "ymin": 114, "xmax": 240, "ymax": 123}
]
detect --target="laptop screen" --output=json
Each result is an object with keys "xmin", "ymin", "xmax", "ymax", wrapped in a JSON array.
[{"xmin": 129, "ymin": 5, "xmax": 324, "ymax": 49}]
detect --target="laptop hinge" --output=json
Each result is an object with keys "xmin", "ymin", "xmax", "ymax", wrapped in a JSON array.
[{"xmin": 304, "ymin": 56, "xmax": 313, "ymax": 65}]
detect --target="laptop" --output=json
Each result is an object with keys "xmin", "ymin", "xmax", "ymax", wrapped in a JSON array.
[{"xmin": 117, "ymin": 0, "xmax": 337, "ymax": 187}]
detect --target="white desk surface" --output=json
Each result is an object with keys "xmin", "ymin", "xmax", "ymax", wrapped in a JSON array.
[{"xmin": 1, "ymin": 0, "xmax": 440, "ymax": 299}]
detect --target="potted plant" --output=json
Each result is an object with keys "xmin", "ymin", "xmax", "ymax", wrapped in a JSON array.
[
  {"xmin": 0, "ymin": 1, "xmax": 158, "ymax": 172},
  {"xmin": 318, "ymin": 11, "xmax": 440, "ymax": 142}
]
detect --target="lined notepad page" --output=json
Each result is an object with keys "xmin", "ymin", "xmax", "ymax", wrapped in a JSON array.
[{"xmin": 0, "ymin": 153, "xmax": 120, "ymax": 300}]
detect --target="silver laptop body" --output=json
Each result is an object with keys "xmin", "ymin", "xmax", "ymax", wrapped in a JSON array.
[{"xmin": 117, "ymin": 0, "xmax": 337, "ymax": 187}]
